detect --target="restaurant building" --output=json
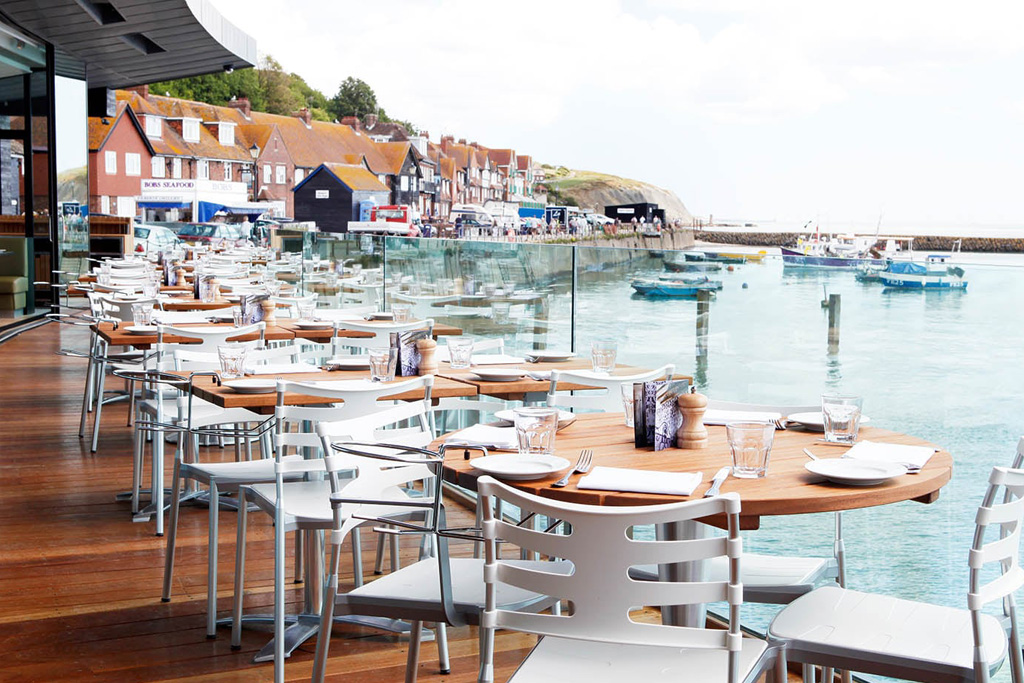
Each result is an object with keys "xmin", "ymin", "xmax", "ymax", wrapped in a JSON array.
[{"xmin": 0, "ymin": 0, "xmax": 256, "ymax": 326}]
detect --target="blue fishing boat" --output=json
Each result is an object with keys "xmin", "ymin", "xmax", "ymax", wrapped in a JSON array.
[
  {"xmin": 878, "ymin": 256, "xmax": 967, "ymax": 290},
  {"xmin": 663, "ymin": 251, "xmax": 723, "ymax": 273},
  {"xmin": 631, "ymin": 275, "xmax": 723, "ymax": 297}
]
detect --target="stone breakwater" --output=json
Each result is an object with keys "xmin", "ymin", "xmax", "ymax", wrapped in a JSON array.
[{"xmin": 694, "ymin": 229, "xmax": 1024, "ymax": 253}]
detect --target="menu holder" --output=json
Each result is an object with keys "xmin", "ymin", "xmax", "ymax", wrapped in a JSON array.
[
  {"xmin": 633, "ymin": 379, "xmax": 691, "ymax": 450},
  {"xmin": 240, "ymin": 294, "xmax": 267, "ymax": 325},
  {"xmin": 164, "ymin": 261, "xmax": 179, "ymax": 287},
  {"xmin": 397, "ymin": 328, "xmax": 430, "ymax": 376}
]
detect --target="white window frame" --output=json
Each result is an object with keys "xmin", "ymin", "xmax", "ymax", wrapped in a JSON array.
[
  {"xmin": 100, "ymin": 195, "xmax": 110, "ymax": 214},
  {"xmin": 294, "ymin": 168, "xmax": 304, "ymax": 184},
  {"xmin": 145, "ymin": 116, "xmax": 162, "ymax": 138},
  {"xmin": 117, "ymin": 196, "xmax": 136, "ymax": 218},
  {"xmin": 218, "ymin": 123, "xmax": 235, "ymax": 146},
  {"xmin": 172, "ymin": 157, "xmax": 182, "ymax": 179},
  {"xmin": 223, "ymin": 161, "xmax": 232, "ymax": 181},
  {"xmin": 151, "ymin": 156, "xmax": 165, "ymax": 178},
  {"xmin": 104, "ymin": 151, "xmax": 116, "ymax": 174},
  {"xmin": 263, "ymin": 164, "xmax": 272, "ymax": 184},
  {"xmin": 275, "ymin": 165, "xmax": 286, "ymax": 185},
  {"xmin": 182, "ymin": 118, "xmax": 200, "ymax": 143},
  {"xmin": 197, "ymin": 158, "xmax": 209, "ymax": 180},
  {"xmin": 125, "ymin": 152, "xmax": 141, "ymax": 177},
  {"xmin": 400, "ymin": 175, "xmax": 409, "ymax": 192}
]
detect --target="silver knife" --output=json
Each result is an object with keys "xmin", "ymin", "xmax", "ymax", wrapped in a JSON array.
[{"xmin": 704, "ymin": 466, "xmax": 731, "ymax": 498}]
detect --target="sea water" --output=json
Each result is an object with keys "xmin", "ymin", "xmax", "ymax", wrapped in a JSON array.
[{"xmin": 567, "ymin": 250, "xmax": 1024, "ymax": 680}]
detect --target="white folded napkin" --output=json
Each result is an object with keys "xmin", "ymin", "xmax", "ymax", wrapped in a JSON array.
[
  {"xmin": 245, "ymin": 363, "xmax": 319, "ymax": 375},
  {"xmin": 843, "ymin": 441, "xmax": 936, "ymax": 468},
  {"xmin": 577, "ymin": 466, "xmax": 703, "ymax": 496},
  {"xmin": 703, "ymin": 409, "xmax": 782, "ymax": 425},
  {"xmin": 526, "ymin": 370, "xmax": 552, "ymax": 381},
  {"xmin": 444, "ymin": 425, "xmax": 518, "ymax": 451}
]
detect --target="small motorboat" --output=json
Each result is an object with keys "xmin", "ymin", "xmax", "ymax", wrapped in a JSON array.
[
  {"xmin": 878, "ymin": 256, "xmax": 967, "ymax": 290},
  {"xmin": 631, "ymin": 275, "xmax": 723, "ymax": 297},
  {"xmin": 664, "ymin": 251, "xmax": 723, "ymax": 273}
]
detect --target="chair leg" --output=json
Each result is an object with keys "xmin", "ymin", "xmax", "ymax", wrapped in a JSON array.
[
  {"xmin": 294, "ymin": 531, "xmax": 304, "ymax": 584},
  {"xmin": 351, "ymin": 527, "xmax": 364, "ymax": 588},
  {"xmin": 478, "ymin": 622, "xmax": 495, "ymax": 683},
  {"xmin": 374, "ymin": 531, "xmax": 387, "ymax": 574},
  {"xmin": 79, "ymin": 352, "xmax": 94, "ymax": 438},
  {"xmin": 822, "ymin": 667, "xmax": 834, "ymax": 682},
  {"xmin": 91, "ymin": 360, "xmax": 107, "ymax": 452},
  {"xmin": 311, "ymin": 542, "xmax": 343, "ymax": 683},
  {"xmin": 435, "ymin": 622, "xmax": 450, "ymax": 675},
  {"xmin": 273, "ymin": 507, "xmax": 285, "ymax": 683},
  {"xmin": 390, "ymin": 530, "xmax": 401, "ymax": 572},
  {"xmin": 132, "ymin": 417, "xmax": 144, "ymax": 514},
  {"xmin": 405, "ymin": 620, "xmax": 423, "ymax": 683},
  {"xmin": 207, "ymin": 482, "xmax": 220, "ymax": 639},
  {"xmin": 161, "ymin": 456, "xmax": 184, "ymax": 602},
  {"xmin": 773, "ymin": 647, "xmax": 788, "ymax": 683},
  {"xmin": 230, "ymin": 489, "xmax": 248, "ymax": 650},
  {"xmin": 802, "ymin": 663, "xmax": 817, "ymax": 683}
]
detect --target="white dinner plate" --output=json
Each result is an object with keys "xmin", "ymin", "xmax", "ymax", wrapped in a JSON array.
[
  {"xmin": 494, "ymin": 409, "xmax": 577, "ymax": 430},
  {"xmin": 470, "ymin": 454, "xmax": 571, "ymax": 481},
  {"xmin": 222, "ymin": 379, "xmax": 277, "ymax": 394},
  {"xmin": 124, "ymin": 325, "xmax": 157, "ymax": 334},
  {"xmin": 222, "ymin": 294, "xmax": 243, "ymax": 301},
  {"xmin": 788, "ymin": 412, "xmax": 871, "ymax": 431},
  {"xmin": 524, "ymin": 351, "xmax": 576, "ymax": 363},
  {"xmin": 324, "ymin": 356, "xmax": 371, "ymax": 370},
  {"xmin": 805, "ymin": 459, "xmax": 906, "ymax": 486},
  {"xmin": 207, "ymin": 310, "xmax": 234, "ymax": 321},
  {"xmin": 293, "ymin": 320, "xmax": 334, "ymax": 329},
  {"xmin": 469, "ymin": 368, "xmax": 525, "ymax": 382}
]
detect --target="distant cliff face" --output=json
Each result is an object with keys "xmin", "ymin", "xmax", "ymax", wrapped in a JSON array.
[{"xmin": 542, "ymin": 167, "xmax": 693, "ymax": 223}]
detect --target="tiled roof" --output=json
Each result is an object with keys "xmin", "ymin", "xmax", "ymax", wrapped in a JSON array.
[
  {"xmin": 116, "ymin": 90, "xmax": 252, "ymax": 161},
  {"xmin": 87, "ymin": 101, "xmax": 124, "ymax": 150},
  {"xmin": 318, "ymin": 163, "xmax": 389, "ymax": 192},
  {"xmin": 375, "ymin": 141, "xmax": 412, "ymax": 175},
  {"xmin": 516, "ymin": 154, "xmax": 532, "ymax": 170},
  {"xmin": 439, "ymin": 157, "xmax": 456, "ymax": 179},
  {"xmin": 488, "ymin": 148, "xmax": 515, "ymax": 167}
]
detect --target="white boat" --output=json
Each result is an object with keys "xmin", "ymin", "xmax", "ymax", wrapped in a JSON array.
[{"xmin": 878, "ymin": 255, "xmax": 967, "ymax": 290}]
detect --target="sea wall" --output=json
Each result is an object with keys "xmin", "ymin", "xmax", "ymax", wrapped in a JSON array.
[{"xmin": 694, "ymin": 229, "xmax": 1024, "ymax": 253}]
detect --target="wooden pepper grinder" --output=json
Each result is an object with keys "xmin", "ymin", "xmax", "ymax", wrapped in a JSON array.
[
  {"xmin": 417, "ymin": 338, "xmax": 438, "ymax": 375},
  {"xmin": 677, "ymin": 389, "xmax": 709, "ymax": 449},
  {"xmin": 260, "ymin": 298, "xmax": 277, "ymax": 323}
]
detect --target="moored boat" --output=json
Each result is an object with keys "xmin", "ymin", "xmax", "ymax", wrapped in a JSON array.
[
  {"xmin": 664, "ymin": 251, "xmax": 723, "ymax": 273},
  {"xmin": 631, "ymin": 275, "xmax": 723, "ymax": 297},
  {"xmin": 878, "ymin": 256, "xmax": 967, "ymax": 290}
]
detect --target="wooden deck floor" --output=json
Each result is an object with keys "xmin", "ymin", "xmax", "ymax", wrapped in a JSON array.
[{"xmin": 0, "ymin": 322, "xmax": 791, "ymax": 682}]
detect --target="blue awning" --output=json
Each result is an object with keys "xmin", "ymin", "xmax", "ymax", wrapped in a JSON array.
[
  {"xmin": 197, "ymin": 201, "xmax": 268, "ymax": 222},
  {"xmin": 518, "ymin": 206, "xmax": 544, "ymax": 218},
  {"xmin": 138, "ymin": 200, "xmax": 190, "ymax": 209}
]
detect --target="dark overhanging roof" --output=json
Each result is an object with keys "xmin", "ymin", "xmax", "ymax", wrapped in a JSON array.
[{"xmin": 1, "ymin": 0, "xmax": 256, "ymax": 88}]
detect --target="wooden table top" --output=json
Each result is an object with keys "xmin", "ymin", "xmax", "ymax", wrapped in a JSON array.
[
  {"xmin": 439, "ymin": 412, "xmax": 953, "ymax": 530},
  {"xmin": 190, "ymin": 370, "xmax": 476, "ymax": 414},
  {"xmin": 93, "ymin": 322, "xmax": 296, "ymax": 346},
  {"xmin": 161, "ymin": 298, "xmax": 235, "ymax": 311},
  {"xmin": 438, "ymin": 359, "xmax": 670, "ymax": 399},
  {"xmin": 274, "ymin": 319, "xmax": 464, "ymax": 343}
]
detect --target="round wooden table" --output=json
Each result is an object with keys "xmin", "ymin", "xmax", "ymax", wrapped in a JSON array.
[
  {"xmin": 441, "ymin": 412, "xmax": 952, "ymax": 530},
  {"xmin": 440, "ymin": 412, "xmax": 953, "ymax": 627}
]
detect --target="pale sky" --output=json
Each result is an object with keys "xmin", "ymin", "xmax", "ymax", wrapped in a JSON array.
[{"xmin": 210, "ymin": 0, "xmax": 1024, "ymax": 231}]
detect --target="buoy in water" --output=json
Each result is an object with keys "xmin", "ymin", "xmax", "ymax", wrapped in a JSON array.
[
  {"xmin": 727, "ymin": 265, "xmax": 735, "ymax": 272},
  {"xmin": 742, "ymin": 282, "xmax": 749, "ymax": 289}
]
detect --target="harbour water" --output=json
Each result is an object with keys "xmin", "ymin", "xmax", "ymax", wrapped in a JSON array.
[{"xmin": 572, "ymin": 249, "xmax": 1022, "ymax": 674}]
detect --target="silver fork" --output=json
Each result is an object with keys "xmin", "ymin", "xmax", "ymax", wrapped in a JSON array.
[
  {"xmin": 773, "ymin": 418, "xmax": 788, "ymax": 431},
  {"xmin": 551, "ymin": 449, "xmax": 593, "ymax": 488}
]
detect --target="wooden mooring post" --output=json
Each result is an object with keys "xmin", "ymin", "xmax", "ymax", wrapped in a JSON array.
[
  {"xmin": 695, "ymin": 289, "xmax": 711, "ymax": 386},
  {"xmin": 827, "ymin": 293, "xmax": 841, "ymax": 349}
]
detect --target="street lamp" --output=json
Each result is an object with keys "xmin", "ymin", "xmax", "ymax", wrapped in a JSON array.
[{"xmin": 249, "ymin": 143, "xmax": 260, "ymax": 202}]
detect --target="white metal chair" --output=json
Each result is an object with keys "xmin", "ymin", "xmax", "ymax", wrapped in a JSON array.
[
  {"xmin": 230, "ymin": 376, "xmax": 437, "ymax": 679},
  {"xmin": 546, "ymin": 364, "xmax": 676, "ymax": 412},
  {"xmin": 333, "ymin": 318, "xmax": 434, "ymax": 355},
  {"xmin": 477, "ymin": 477, "xmax": 782, "ymax": 683},
  {"xmin": 768, "ymin": 464, "xmax": 1024, "ymax": 683},
  {"xmin": 308, "ymin": 445, "xmax": 565, "ymax": 683}
]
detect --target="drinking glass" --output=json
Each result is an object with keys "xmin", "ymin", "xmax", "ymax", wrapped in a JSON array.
[
  {"xmin": 821, "ymin": 394, "xmax": 863, "ymax": 444},
  {"xmin": 142, "ymin": 278, "xmax": 159, "ymax": 298},
  {"xmin": 726, "ymin": 422, "xmax": 775, "ymax": 478},
  {"xmin": 447, "ymin": 336, "xmax": 474, "ymax": 369},
  {"xmin": 97, "ymin": 273, "xmax": 111, "ymax": 286},
  {"xmin": 297, "ymin": 302, "xmax": 316, "ymax": 321},
  {"xmin": 218, "ymin": 344, "xmax": 248, "ymax": 380},
  {"xmin": 265, "ymin": 279, "xmax": 283, "ymax": 297},
  {"xmin": 514, "ymin": 407, "xmax": 559, "ymax": 457},
  {"xmin": 131, "ymin": 303, "xmax": 153, "ymax": 327},
  {"xmin": 407, "ymin": 282, "xmax": 422, "ymax": 296},
  {"xmin": 198, "ymin": 275, "xmax": 216, "ymax": 303},
  {"xmin": 351, "ymin": 263, "xmax": 363, "ymax": 277},
  {"xmin": 368, "ymin": 347, "xmax": 398, "ymax": 382},
  {"xmin": 231, "ymin": 306, "xmax": 244, "ymax": 327},
  {"xmin": 392, "ymin": 303, "xmax": 412, "ymax": 323},
  {"xmin": 491, "ymin": 301, "xmax": 511, "ymax": 325},
  {"xmin": 620, "ymin": 383, "xmax": 636, "ymax": 427},
  {"xmin": 591, "ymin": 340, "xmax": 617, "ymax": 374}
]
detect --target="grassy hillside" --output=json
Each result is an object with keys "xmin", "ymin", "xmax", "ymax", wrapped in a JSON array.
[{"xmin": 541, "ymin": 165, "xmax": 693, "ymax": 222}]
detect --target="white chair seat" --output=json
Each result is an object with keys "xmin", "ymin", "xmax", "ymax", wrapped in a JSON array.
[
  {"xmin": 344, "ymin": 558, "xmax": 572, "ymax": 614},
  {"xmin": 246, "ymin": 480, "xmax": 335, "ymax": 529},
  {"xmin": 184, "ymin": 454, "xmax": 304, "ymax": 486},
  {"xmin": 509, "ymin": 636, "xmax": 769, "ymax": 682},
  {"xmin": 631, "ymin": 553, "xmax": 833, "ymax": 603},
  {"xmin": 768, "ymin": 585, "xmax": 1007, "ymax": 679}
]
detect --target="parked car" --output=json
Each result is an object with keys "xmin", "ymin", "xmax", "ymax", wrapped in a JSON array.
[
  {"xmin": 177, "ymin": 223, "xmax": 247, "ymax": 245},
  {"xmin": 133, "ymin": 224, "xmax": 180, "ymax": 255}
]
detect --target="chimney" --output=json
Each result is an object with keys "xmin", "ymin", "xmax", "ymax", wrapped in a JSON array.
[
  {"xmin": 458, "ymin": 138, "xmax": 467, "ymax": 145},
  {"xmin": 295, "ymin": 107, "xmax": 312, "ymax": 126},
  {"xmin": 340, "ymin": 116, "xmax": 360, "ymax": 130},
  {"xmin": 125, "ymin": 84, "xmax": 149, "ymax": 99},
  {"xmin": 226, "ymin": 96, "xmax": 251, "ymax": 119},
  {"xmin": 363, "ymin": 113, "xmax": 378, "ymax": 129}
]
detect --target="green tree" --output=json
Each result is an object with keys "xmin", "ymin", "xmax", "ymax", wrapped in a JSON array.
[
  {"xmin": 258, "ymin": 55, "xmax": 302, "ymax": 115},
  {"xmin": 329, "ymin": 77, "xmax": 378, "ymax": 120}
]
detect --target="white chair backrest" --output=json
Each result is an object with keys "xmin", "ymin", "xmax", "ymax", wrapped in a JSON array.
[
  {"xmin": 706, "ymin": 400, "xmax": 819, "ymax": 415},
  {"xmin": 335, "ymin": 319, "xmax": 434, "ymax": 352},
  {"xmin": 443, "ymin": 336, "xmax": 503, "ymax": 354},
  {"xmin": 271, "ymin": 294, "xmax": 317, "ymax": 318},
  {"xmin": 479, "ymin": 477, "xmax": 744, "ymax": 655},
  {"xmin": 969, "ymin": 467, "xmax": 1024, "ymax": 615},
  {"xmin": 98, "ymin": 295, "xmax": 161, "ymax": 322},
  {"xmin": 172, "ymin": 341, "xmax": 291, "ymax": 372},
  {"xmin": 547, "ymin": 364, "xmax": 675, "ymax": 412},
  {"xmin": 156, "ymin": 322, "xmax": 265, "ymax": 353}
]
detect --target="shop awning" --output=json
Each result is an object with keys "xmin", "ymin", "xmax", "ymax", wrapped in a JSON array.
[
  {"xmin": 138, "ymin": 199, "xmax": 191, "ymax": 209},
  {"xmin": 197, "ymin": 201, "xmax": 268, "ymax": 222}
]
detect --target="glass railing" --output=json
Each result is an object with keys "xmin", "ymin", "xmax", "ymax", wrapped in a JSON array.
[{"xmin": 283, "ymin": 231, "xmax": 1012, "ymax": 674}]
